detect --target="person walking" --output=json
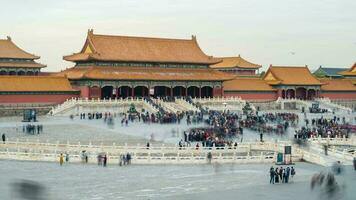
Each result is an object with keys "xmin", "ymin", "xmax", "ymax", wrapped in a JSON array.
[
  {"xmin": 269, "ymin": 166, "xmax": 275, "ymax": 184},
  {"xmin": 59, "ymin": 153, "xmax": 64, "ymax": 166},
  {"xmin": 353, "ymin": 157, "xmax": 356, "ymax": 171},
  {"xmin": 2, "ymin": 133, "xmax": 5, "ymax": 144},
  {"xmin": 65, "ymin": 153, "xmax": 69, "ymax": 163},
  {"xmin": 291, "ymin": 167, "xmax": 296, "ymax": 181},
  {"xmin": 286, "ymin": 167, "xmax": 290, "ymax": 183},
  {"xmin": 274, "ymin": 167, "xmax": 279, "ymax": 183},
  {"xmin": 103, "ymin": 154, "xmax": 107, "ymax": 167}
]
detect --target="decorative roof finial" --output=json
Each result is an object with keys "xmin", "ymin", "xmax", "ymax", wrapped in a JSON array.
[
  {"xmin": 238, "ymin": 54, "xmax": 241, "ymax": 57},
  {"xmin": 6, "ymin": 36, "xmax": 11, "ymax": 41},
  {"xmin": 88, "ymin": 29, "xmax": 94, "ymax": 35},
  {"xmin": 191, "ymin": 35, "xmax": 196, "ymax": 40}
]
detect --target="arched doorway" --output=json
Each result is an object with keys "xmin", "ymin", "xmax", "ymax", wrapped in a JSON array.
[
  {"xmin": 173, "ymin": 86, "xmax": 185, "ymax": 97},
  {"xmin": 0, "ymin": 70, "xmax": 7, "ymax": 75},
  {"xmin": 201, "ymin": 86, "xmax": 213, "ymax": 98},
  {"xmin": 282, "ymin": 90, "xmax": 286, "ymax": 99},
  {"xmin": 286, "ymin": 89, "xmax": 295, "ymax": 99},
  {"xmin": 9, "ymin": 71, "xmax": 16, "ymax": 75},
  {"xmin": 26, "ymin": 71, "xmax": 34, "ymax": 75},
  {"xmin": 187, "ymin": 86, "xmax": 199, "ymax": 98},
  {"xmin": 154, "ymin": 86, "xmax": 170, "ymax": 97},
  {"xmin": 307, "ymin": 89, "xmax": 316, "ymax": 100},
  {"xmin": 17, "ymin": 71, "xmax": 26, "ymax": 75},
  {"xmin": 118, "ymin": 86, "xmax": 132, "ymax": 98},
  {"xmin": 134, "ymin": 86, "xmax": 149, "ymax": 97},
  {"xmin": 296, "ymin": 88, "xmax": 307, "ymax": 100},
  {"xmin": 101, "ymin": 86, "xmax": 114, "ymax": 99}
]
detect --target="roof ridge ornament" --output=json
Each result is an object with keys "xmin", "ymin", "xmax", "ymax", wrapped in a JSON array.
[
  {"xmin": 191, "ymin": 35, "xmax": 196, "ymax": 41},
  {"xmin": 88, "ymin": 29, "xmax": 94, "ymax": 35},
  {"xmin": 6, "ymin": 36, "xmax": 11, "ymax": 41}
]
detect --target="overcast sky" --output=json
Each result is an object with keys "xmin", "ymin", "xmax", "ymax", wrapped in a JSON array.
[{"xmin": 1, "ymin": 0, "xmax": 355, "ymax": 72}]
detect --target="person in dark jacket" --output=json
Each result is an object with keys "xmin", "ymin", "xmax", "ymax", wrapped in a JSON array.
[
  {"xmin": 2, "ymin": 133, "xmax": 5, "ymax": 144},
  {"xmin": 269, "ymin": 167, "xmax": 275, "ymax": 184}
]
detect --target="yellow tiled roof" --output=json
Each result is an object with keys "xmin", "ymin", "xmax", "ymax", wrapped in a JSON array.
[
  {"xmin": 64, "ymin": 30, "xmax": 221, "ymax": 64},
  {"xmin": 264, "ymin": 66, "xmax": 322, "ymax": 85},
  {"xmin": 210, "ymin": 55, "xmax": 261, "ymax": 69},
  {"xmin": 55, "ymin": 66, "xmax": 234, "ymax": 81},
  {"xmin": 0, "ymin": 76, "xmax": 76, "ymax": 92},
  {"xmin": 0, "ymin": 37, "xmax": 40, "ymax": 59},
  {"xmin": 320, "ymin": 79, "xmax": 356, "ymax": 91}
]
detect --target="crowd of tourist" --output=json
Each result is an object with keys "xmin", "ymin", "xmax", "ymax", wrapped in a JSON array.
[
  {"xmin": 295, "ymin": 116, "xmax": 352, "ymax": 139},
  {"xmin": 239, "ymin": 112, "xmax": 298, "ymax": 135},
  {"xmin": 23, "ymin": 124, "xmax": 43, "ymax": 135},
  {"xmin": 269, "ymin": 166, "xmax": 296, "ymax": 184}
]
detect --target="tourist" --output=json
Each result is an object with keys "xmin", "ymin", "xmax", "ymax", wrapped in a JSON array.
[
  {"xmin": 279, "ymin": 167, "xmax": 283, "ymax": 183},
  {"xmin": 274, "ymin": 167, "xmax": 279, "ymax": 183},
  {"xmin": 291, "ymin": 167, "xmax": 296, "ymax": 181},
  {"xmin": 65, "ymin": 152, "xmax": 69, "ymax": 163},
  {"xmin": 146, "ymin": 142, "xmax": 150, "ymax": 149},
  {"xmin": 2, "ymin": 133, "xmax": 5, "ymax": 144},
  {"xmin": 59, "ymin": 153, "xmax": 64, "ymax": 166},
  {"xmin": 353, "ymin": 157, "xmax": 356, "ymax": 171},
  {"xmin": 103, "ymin": 154, "xmax": 107, "ymax": 167},
  {"xmin": 286, "ymin": 167, "xmax": 290, "ymax": 183},
  {"xmin": 269, "ymin": 166, "xmax": 275, "ymax": 184},
  {"xmin": 207, "ymin": 152, "xmax": 212, "ymax": 164}
]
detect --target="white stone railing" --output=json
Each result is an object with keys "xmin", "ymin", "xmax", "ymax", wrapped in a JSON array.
[
  {"xmin": 308, "ymin": 136, "xmax": 356, "ymax": 146},
  {"xmin": 0, "ymin": 139, "xmax": 304, "ymax": 165},
  {"xmin": 314, "ymin": 98, "xmax": 352, "ymax": 113},
  {"xmin": 193, "ymin": 97, "xmax": 247, "ymax": 112},
  {"xmin": 50, "ymin": 97, "xmax": 159, "ymax": 116},
  {"xmin": 175, "ymin": 98, "xmax": 200, "ymax": 112}
]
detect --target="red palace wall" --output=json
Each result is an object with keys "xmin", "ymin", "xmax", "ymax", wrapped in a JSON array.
[
  {"xmin": 0, "ymin": 94, "xmax": 79, "ymax": 104},
  {"xmin": 73, "ymin": 86, "xmax": 90, "ymax": 98},
  {"xmin": 224, "ymin": 91, "xmax": 278, "ymax": 101},
  {"xmin": 89, "ymin": 87, "xmax": 101, "ymax": 99},
  {"xmin": 213, "ymin": 87, "xmax": 224, "ymax": 97},
  {"xmin": 320, "ymin": 92, "xmax": 356, "ymax": 100}
]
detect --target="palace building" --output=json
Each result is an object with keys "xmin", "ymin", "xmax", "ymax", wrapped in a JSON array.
[
  {"xmin": 210, "ymin": 55, "xmax": 261, "ymax": 76},
  {"xmin": 58, "ymin": 30, "xmax": 233, "ymax": 99},
  {"xmin": 0, "ymin": 37, "xmax": 45, "ymax": 75},
  {"xmin": 313, "ymin": 66, "xmax": 347, "ymax": 79},
  {"xmin": 0, "ymin": 37, "xmax": 78, "ymax": 104},
  {"xmin": 263, "ymin": 65, "xmax": 322, "ymax": 100}
]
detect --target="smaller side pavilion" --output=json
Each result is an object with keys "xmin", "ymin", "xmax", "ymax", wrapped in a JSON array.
[
  {"xmin": 263, "ymin": 65, "xmax": 322, "ymax": 100},
  {"xmin": 313, "ymin": 66, "xmax": 347, "ymax": 79},
  {"xmin": 0, "ymin": 37, "xmax": 46, "ymax": 75},
  {"xmin": 339, "ymin": 63, "xmax": 356, "ymax": 82},
  {"xmin": 319, "ymin": 79, "xmax": 356, "ymax": 100},
  {"xmin": 210, "ymin": 55, "xmax": 261, "ymax": 76},
  {"xmin": 223, "ymin": 78, "xmax": 277, "ymax": 101}
]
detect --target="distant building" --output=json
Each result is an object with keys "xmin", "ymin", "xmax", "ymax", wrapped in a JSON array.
[
  {"xmin": 339, "ymin": 63, "xmax": 356, "ymax": 80},
  {"xmin": 0, "ymin": 37, "xmax": 46, "ymax": 75},
  {"xmin": 210, "ymin": 55, "xmax": 261, "ymax": 76},
  {"xmin": 0, "ymin": 37, "xmax": 78, "ymax": 104},
  {"xmin": 313, "ymin": 66, "xmax": 347, "ymax": 79},
  {"xmin": 263, "ymin": 65, "xmax": 322, "ymax": 100}
]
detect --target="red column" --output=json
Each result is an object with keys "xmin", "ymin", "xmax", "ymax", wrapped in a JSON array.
[
  {"xmin": 199, "ymin": 87, "xmax": 202, "ymax": 98},
  {"xmin": 116, "ymin": 87, "xmax": 119, "ymax": 99},
  {"xmin": 212, "ymin": 87, "xmax": 215, "ymax": 97},
  {"xmin": 131, "ymin": 87, "xmax": 135, "ymax": 97},
  {"xmin": 185, "ymin": 87, "xmax": 188, "ymax": 97},
  {"xmin": 170, "ymin": 87, "xmax": 173, "ymax": 97},
  {"xmin": 142, "ymin": 87, "xmax": 145, "ymax": 97}
]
